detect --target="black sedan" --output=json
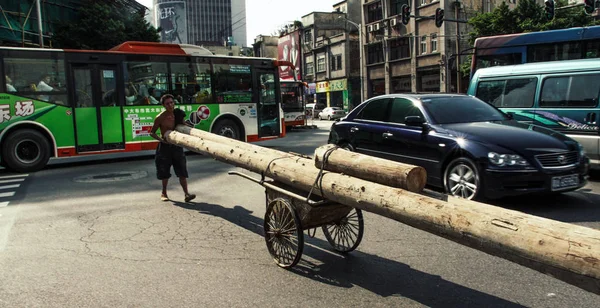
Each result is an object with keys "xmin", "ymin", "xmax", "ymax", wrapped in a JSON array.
[{"xmin": 328, "ymin": 94, "xmax": 590, "ymax": 200}]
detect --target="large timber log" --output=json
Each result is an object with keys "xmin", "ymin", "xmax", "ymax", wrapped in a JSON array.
[
  {"xmin": 166, "ymin": 126, "xmax": 600, "ymax": 295},
  {"xmin": 314, "ymin": 144, "xmax": 427, "ymax": 192}
]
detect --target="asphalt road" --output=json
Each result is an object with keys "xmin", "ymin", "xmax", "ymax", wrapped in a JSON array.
[{"xmin": 0, "ymin": 120, "xmax": 599, "ymax": 307}]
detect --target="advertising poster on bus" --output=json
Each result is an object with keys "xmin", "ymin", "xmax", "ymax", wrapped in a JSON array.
[
  {"xmin": 156, "ymin": 1, "xmax": 187, "ymax": 44},
  {"xmin": 278, "ymin": 31, "xmax": 301, "ymax": 80}
]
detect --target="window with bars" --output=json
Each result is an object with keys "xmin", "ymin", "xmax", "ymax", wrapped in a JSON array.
[
  {"xmin": 389, "ymin": 38, "xmax": 411, "ymax": 60},
  {"xmin": 330, "ymin": 55, "xmax": 342, "ymax": 71},
  {"xmin": 306, "ymin": 62, "xmax": 314, "ymax": 75},
  {"xmin": 367, "ymin": 43, "xmax": 384, "ymax": 64},
  {"xmin": 390, "ymin": 0, "xmax": 409, "ymax": 16},
  {"xmin": 367, "ymin": 1, "xmax": 383, "ymax": 23},
  {"xmin": 317, "ymin": 56, "xmax": 326, "ymax": 72},
  {"xmin": 431, "ymin": 34, "xmax": 438, "ymax": 52}
]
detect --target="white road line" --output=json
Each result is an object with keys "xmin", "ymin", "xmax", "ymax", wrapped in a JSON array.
[
  {"xmin": 0, "ymin": 201, "xmax": 8, "ymax": 207},
  {"xmin": 0, "ymin": 174, "xmax": 28, "ymax": 179},
  {"xmin": 0, "ymin": 184, "xmax": 20, "ymax": 190},
  {"xmin": 0, "ymin": 178, "xmax": 25, "ymax": 184},
  {"xmin": 0, "ymin": 192, "xmax": 16, "ymax": 198}
]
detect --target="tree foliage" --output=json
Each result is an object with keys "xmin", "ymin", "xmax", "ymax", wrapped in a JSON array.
[
  {"xmin": 461, "ymin": 0, "xmax": 600, "ymax": 75},
  {"xmin": 52, "ymin": 1, "xmax": 159, "ymax": 50}
]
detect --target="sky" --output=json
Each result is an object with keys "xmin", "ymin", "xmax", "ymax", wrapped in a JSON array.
[{"xmin": 136, "ymin": 0, "xmax": 340, "ymax": 46}]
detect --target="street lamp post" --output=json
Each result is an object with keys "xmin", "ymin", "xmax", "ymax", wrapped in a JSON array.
[{"xmin": 341, "ymin": 17, "xmax": 365, "ymax": 103}]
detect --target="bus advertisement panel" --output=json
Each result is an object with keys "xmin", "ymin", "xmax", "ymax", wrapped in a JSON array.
[
  {"xmin": 470, "ymin": 26, "xmax": 600, "ymax": 78},
  {"xmin": 0, "ymin": 42, "xmax": 285, "ymax": 172}
]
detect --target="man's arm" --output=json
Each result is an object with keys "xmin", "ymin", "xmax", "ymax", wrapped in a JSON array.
[{"xmin": 149, "ymin": 115, "xmax": 167, "ymax": 143}]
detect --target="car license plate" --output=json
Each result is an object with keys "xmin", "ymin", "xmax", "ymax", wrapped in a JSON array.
[{"xmin": 551, "ymin": 174, "xmax": 579, "ymax": 191}]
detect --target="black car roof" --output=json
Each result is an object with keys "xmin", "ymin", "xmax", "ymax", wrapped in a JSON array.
[{"xmin": 369, "ymin": 93, "xmax": 470, "ymax": 101}]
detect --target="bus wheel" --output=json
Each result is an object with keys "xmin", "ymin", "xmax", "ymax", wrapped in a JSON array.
[
  {"xmin": 1, "ymin": 129, "xmax": 51, "ymax": 173},
  {"xmin": 212, "ymin": 119, "xmax": 241, "ymax": 141}
]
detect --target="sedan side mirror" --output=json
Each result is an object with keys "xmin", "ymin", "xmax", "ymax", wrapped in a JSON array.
[{"xmin": 405, "ymin": 116, "xmax": 426, "ymax": 127}]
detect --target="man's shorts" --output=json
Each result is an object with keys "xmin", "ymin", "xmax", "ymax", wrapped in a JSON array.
[{"xmin": 155, "ymin": 143, "xmax": 188, "ymax": 180}]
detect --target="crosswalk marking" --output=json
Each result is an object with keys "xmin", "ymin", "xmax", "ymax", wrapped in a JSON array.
[
  {"xmin": 0, "ymin": 178, "xmax": 25, "ymax": 184},
  {"xmin": 0, "ymin": 191, "xmax": 16, "ymax": 198},
  {"xmin": 0, "ymin": 174, "xmax": 29, "ymax": 179},
  {"xmin": 0, "ymin": 174, "xmax": 27, "ymax": 209},
  {"xmin": 0, "ymin": 184, "xmax": 20, "ymax": 190}
]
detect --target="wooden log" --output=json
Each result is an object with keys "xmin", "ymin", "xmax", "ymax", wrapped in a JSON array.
[
  {"xmin": 314, "ymin": 144, "xmax": 427, "ymax": 192},
  {"xmin": 165, "ymin": 127, "xmax": 600, "ymax": 295}
]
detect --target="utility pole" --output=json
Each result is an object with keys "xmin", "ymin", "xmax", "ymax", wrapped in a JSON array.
[
  {"xmin": 36, "ymin": 0, "xmax": 43, "ymax": 47},
  {"xmin": 455, "ymin": 1, "xmax": 461, "ymax": 93}
]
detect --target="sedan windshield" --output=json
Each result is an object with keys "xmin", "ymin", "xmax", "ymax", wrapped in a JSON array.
[{"xmin": 422, "ymin": 96, "xmax": 508, "ymax": 124}]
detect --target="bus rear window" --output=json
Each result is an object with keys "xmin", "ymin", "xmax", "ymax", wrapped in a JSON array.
[
  {"xmin": 540, "ymin": 74, "xmax": 600, "ymax": 108},
  {"xmin": 476, "ymin": 78, "xmax": 537, "ymax": 108},
  {"xmin": 475, "ymin": 53, "xmax": 521, "ymax": 72}
]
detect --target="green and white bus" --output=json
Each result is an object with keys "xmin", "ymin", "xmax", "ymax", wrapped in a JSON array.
[{"xmin": 0, "ymin": 41, "xmax": 287, "ymax": 172}]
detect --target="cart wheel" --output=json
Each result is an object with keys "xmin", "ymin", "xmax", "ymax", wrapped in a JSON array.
[
  {"xmin": 264, "ymin": 198, "xmax": 304, "ymax": 268},
  {"xmin": 322, "ymin": 208, "xmax": 364, "ymax": 253}
]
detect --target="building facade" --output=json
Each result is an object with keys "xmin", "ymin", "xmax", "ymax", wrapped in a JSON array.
[
  {"xmin": 154, "ymin": 0, "xmax": 247, "ymax": 47},
  {"xmin": 361, "ymin": 0, "xmax": 513, "ymax": 97},
  {"xmin": 299, "ymin": 0, "xmax": 363, "ymax": 111}
]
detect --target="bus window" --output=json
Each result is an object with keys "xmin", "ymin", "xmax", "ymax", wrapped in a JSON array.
[
  {"xmin": 527, "ymin": 42, "xmax": 582, "ymax": 63},
  {"xmin": 193, "ymin": 61, "xmax": 212, "ymax": 104},
  {"xmin": 170, "ymin": 62, "xmax": 197, "ymax": 104},
  {"xmin": 3, "ymin": 58, "xmax": 68, "ymax": 106},
  {"xmin": 585, "ymin": 40, "xmax": 600, "ymax": 58},
  {"xmin": 124, "ymin": 61, "xmax": 167, "ymax": 105},
  {"xmin": 214, "ymin": 64, "xmax": 252, "ymax": 103},
  {"xmin": 475, "ymin": 54, "xmax": 521, "ymax": 72}
]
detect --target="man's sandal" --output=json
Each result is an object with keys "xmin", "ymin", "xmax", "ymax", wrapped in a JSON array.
[
  {"xmin": 160, "ymin": 194, "xmax": 169, "ymax": 202},
  {"xmin": 184, "ymin": 194, "xmax": 196, "ymax": 202}
]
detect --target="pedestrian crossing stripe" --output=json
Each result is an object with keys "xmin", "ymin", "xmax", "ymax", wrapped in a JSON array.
[
  {"xmin": 0, "ymin": 184, "xmax": 20, "ymax": 190},
  {"xmin": 0, "ymin": 191, "xmax": 16, "ymax": 198},
  {"xmin": 0, "ymin": 174, "xmax": 29, "ymax": 179},
  {"xmin": 0, "ymin": 201, "xmax": 8, "ymax": 208},
  {"xmin": 0, "ymin": 178, "xmax": 25, "ymax": 184}
]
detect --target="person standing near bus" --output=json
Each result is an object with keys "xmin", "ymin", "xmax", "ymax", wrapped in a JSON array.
[{"xmin": 149, "ymin": 94, "xmax": 196, "ymax": 202}]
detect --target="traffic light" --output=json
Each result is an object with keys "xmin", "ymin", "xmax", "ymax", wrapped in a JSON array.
[
  {"xmin": 544, "ymin": 0, "xmax": 555, "ymax": 20},
  {"xmin": 435, "ymin": 8, "xmax": 444, "ymax": 28},
  {"xmin": 401, "ymin": 4, "xmax": 410, "ymax": 25},
  {"xmin": 584, "ymin": 0, "xmax": 596, "ymax": 14}
]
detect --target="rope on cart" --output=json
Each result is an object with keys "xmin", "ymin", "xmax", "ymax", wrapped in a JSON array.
[{"xmin": 307, "ymin": 145, "xmax": 339, "ymax": 202}]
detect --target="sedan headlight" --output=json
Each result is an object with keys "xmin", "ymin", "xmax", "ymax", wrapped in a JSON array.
[
  {"xmin": 488, "ymin": 152, "xmax": 530, "ymax": 167},
  {"xmin": 578, "ymin": 143, "xmax": 586, "ymax": 158}
]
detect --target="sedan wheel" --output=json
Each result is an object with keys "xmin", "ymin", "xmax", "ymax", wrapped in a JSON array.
[{"xmin": 444, "ymin": 157, "xmax": 481, "ymax": 200}]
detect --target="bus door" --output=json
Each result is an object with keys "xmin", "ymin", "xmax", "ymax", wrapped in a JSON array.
[
  {"xmin": 254, "ymin": 70, "xmax": 281, "ymax": 138},
  {"xmin": 70, "ymin": 63, "xmax": 125, "ymax": 152}
]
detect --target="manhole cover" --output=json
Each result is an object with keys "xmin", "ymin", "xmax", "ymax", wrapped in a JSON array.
[{"xmin": 74, "ymin": 171, "xmax": 148, "ymax": 183}]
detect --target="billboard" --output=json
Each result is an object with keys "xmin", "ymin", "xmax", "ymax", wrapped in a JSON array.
[
  {"xmin": 156, "ymin": 1, "xmax": 187, "ymax": 44},
  {"xmin": 277, "ymin": 31, "xmax": 301, "ymax": 80}
]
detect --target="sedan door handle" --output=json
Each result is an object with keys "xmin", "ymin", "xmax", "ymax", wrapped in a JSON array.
[
  {"xmin": 382, "ymin": 132, "xmax": 393, "ymax": 138},
  {"xmin": 350, "ymin": 127, "xmax": 359, "ymax": 133}
]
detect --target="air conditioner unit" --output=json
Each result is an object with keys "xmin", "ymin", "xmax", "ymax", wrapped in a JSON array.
[
  {"xmin": 367, "ymin": 25, "xmax": 374, "ymax": 32},
  {"xmin": 390, "ymin": 18, "xmax": 397, "ymax": 27},
  {"xmin": 374, "ymin": 23, "xmax": 380, "ymax": 31}
]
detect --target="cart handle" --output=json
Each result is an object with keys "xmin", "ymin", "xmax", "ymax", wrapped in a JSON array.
[{"xmin": 227, "ymin": 171, "xmax": 332, "ymax": 206}]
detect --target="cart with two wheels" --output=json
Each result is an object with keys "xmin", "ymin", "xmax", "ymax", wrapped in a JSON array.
[{"xmin": 229, "ymin": 171, "xmax": 365, "ymax": 268}]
